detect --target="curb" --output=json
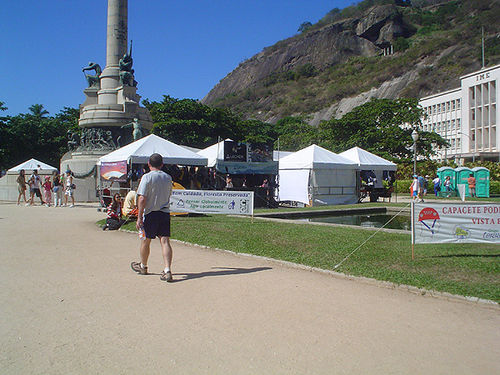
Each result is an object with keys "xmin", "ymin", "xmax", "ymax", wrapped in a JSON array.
[{"xmin": 116, "ymin": 225, "xmax": 499, "ymax": 309}]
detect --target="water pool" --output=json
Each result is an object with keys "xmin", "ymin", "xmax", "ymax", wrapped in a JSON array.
[{"xmin": 294, "ymin": 213, "xmax": 411, "ymax": 231}]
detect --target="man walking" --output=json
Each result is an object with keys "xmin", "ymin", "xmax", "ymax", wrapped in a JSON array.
[{"xmin": 131, "ymin": 153, "xmax": 174, "ymax": 282}]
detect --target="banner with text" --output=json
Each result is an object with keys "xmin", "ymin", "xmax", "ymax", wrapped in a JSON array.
[
  {"xmin": 412, "ymin": 202, "xmax": 500, "ymax": 244},
  {"xmin": 170, "ymin": 190, "xmax": 254, "ymax": 215}
]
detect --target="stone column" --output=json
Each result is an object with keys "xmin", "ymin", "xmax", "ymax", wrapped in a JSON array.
[
  {"xmin": 100, "ymin": 0, "xmax": 127, "ymax": 97},
  {"xmin": 106, "ymin": 0, "xmax": 128, "ymax": 68}
]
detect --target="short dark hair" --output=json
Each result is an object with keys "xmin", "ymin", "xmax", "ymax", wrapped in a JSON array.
[{"xmin": 149, "ymin": 153, "xmax": 163, "ymax": 168}]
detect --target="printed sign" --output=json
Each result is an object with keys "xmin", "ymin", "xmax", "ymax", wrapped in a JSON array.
[
  {"xmin": 100, "ymin": 161, "xmax": 127, "ymax": 181},
  {"xmin": 170, "ymin": 190, "xmax": 254, "ymax": 215},
  {"xmin": 224, "ymin": 141, "xmax": 247, "ymax": 162},
  {"xmin": 412, "ymin": 202, "xmax": 500, "ymax": 244}
]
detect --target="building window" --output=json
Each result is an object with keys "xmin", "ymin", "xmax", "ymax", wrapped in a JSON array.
[
  {"xmin": 452, "ymin": 100, "xmax": 456, "ymax": 110},
  {"xmin": 457, "ymin": 99, "xmax": 461, "ymax": 109}
]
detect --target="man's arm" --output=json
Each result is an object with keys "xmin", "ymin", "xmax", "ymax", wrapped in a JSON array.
[{"xmin": 136, "ymin": 194, "xmax": 146, "ymax": 230}]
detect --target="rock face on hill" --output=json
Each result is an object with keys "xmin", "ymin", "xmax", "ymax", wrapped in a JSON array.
[
  {"xmin": 202, "ymin": 4, "xmax": 411, "ymax": 107},
  {"xmin": 202, "ymin": 1, "xmax": 499, "ymax": 124}
]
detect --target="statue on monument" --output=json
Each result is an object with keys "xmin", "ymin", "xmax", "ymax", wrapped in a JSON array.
[
  {"xmin": 119, "ymin": 40, "xmax": 137, "ymax": 87},
  {"xmin": 82, "ymin": 62, "xmax": 102, "ymax": 88},
  {"xmin": 121, "ymin": 118, "xmax": 145, "ymax": 141}
]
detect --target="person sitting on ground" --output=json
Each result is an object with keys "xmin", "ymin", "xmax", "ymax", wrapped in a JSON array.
[
  {"xmin": 122, "ymin": 189, "xmax": 138, "ymax": 218},
  {"xmin": 103, "ymin": 193, "xmax": 125, "ymax": 230}
]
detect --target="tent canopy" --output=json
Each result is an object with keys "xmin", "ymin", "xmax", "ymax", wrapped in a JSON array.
[
  {"xmin": 8, "ymin": 158, "xmax": 57, "ymax": 174},
  {"xmin": 339, "ymin": 147, "xmax": 397, "ymax": 171},
  {"xmin": 197, "ymin": 139, "xmax": 229, "ymax": 167},
  {"xmin": 98, "ymin": 134, "xmax": 207, "ymax": 166},
  {"xmin": 279, "ymin": 144, "xmax": 357, "ymax": 170}
]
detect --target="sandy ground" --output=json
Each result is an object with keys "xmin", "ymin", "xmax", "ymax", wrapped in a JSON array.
[{"xmin": 0, "ymin": 202, "xmax": 499, "ymax": 375}]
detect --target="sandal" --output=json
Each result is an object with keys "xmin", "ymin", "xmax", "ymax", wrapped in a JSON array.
[{"xmin": 160, "ymin": 270, "xmax": 173, "ymax": 282}]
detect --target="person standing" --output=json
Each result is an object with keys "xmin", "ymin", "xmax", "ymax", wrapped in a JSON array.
[
  {"xmin": 16, "ymin": 169, "xmax": 27, "ymax": 205},
  {"xmin": 410, "ymin": 175, "xmax": 418, "ymax": 200},
  {"xmin": 444, "ymin": 176, "xmax": 452, "ymax": 197},
  {"xmin": 131, "ymin": 153, "xmax": 174, "ymax": 282},
  {"xmin": 52, "ymin": 171, "xmax": 63, "ymax": 207},
  {"xmin": 30, "ymin": 169, "xmax": 45, "ymax": 205},
  {"xmin": 467, "ymin": 173, "xmax": 476, "ymax": 197},
  {"xmin": 42, "ymin": 176, "xmax": 52, "ymax": 206},
  {"xmin": 64, "ymin": 170, "xmax": 75, "ymax": 207},
  {"xmin": 432, "ymin": 175, "xmax": 441, "ymax": 197}
]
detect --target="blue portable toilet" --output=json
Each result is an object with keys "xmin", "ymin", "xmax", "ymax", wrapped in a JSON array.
[
  {"xmin": 455, "ymin": 167, "xmax": 473, "ymax": 197},
  {"xmin": 472, "ymin": 167, "xmax": 490, "ymax": 198},
  {"xmin": 437, "ymin": 166, "xmax": 456, "ymax": 194}
]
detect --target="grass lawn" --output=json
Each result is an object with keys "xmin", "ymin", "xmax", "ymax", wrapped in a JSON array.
[{"xmin": 101, "ymin": 209, "xmax": 500, "ymax": 302}]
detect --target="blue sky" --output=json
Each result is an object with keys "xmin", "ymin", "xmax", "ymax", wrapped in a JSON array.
[{"xmin": 1, "ymin": 0, "xmax": 354, "ymax": 116}]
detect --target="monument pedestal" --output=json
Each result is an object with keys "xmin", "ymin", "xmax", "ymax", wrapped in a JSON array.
[{"xmin": 61, "ymin": 150, "xmax": 109, "ymax": 202}]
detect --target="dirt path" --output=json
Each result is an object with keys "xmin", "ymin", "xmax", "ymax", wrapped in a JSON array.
[{"xmin": 1, "ymin": 203, "xmax": 499, "ymax": 374}]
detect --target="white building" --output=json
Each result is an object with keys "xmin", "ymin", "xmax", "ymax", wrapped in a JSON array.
[{"xmin": 419, "ymin": 64, "xmax": 499, "ymax": 163}]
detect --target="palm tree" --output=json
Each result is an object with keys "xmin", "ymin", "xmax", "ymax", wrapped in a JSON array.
[{"xmin": 28, "ymin": 104, "xmax": 49, "ymax": 118}]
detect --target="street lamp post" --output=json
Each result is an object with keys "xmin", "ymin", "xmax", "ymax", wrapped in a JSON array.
[
  {"xmin": 412, "ymin": 129, "xmax": 419, "ymax": 176},
  {"xmin": 458, "ymin": 131, "xmax": 475, "ymax": 163}
]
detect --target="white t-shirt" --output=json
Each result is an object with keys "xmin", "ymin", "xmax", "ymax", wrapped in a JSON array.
[{"xmin": 137, "ymin": 170, "xmax": 172, "ymax": 215}]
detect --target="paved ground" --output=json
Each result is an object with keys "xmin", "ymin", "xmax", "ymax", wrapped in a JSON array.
[{"xmin": 1, "ymin": 202, "xmax": 499, "ymax": 374}]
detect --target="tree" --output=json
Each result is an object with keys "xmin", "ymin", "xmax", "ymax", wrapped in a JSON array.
[
  {"xmin": 28, "ymin": 104, "xmax": 49, "ymax": 118},
  {"xmin": 274, "ymin": 116, "xmax": 319, "ymax": 151},
  {"xmin": 0, "ymin": 105, "xmax": 79, "ymax": 170},
  {"xmin": 318, "ymin": 98, "xmax": 448, "ymax": 161},
  {"xmin": 298, "ymin": 21, "xmax": 312, "ymax": 33}
]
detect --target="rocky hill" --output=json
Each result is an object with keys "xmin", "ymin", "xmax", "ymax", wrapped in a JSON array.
[{"xmin": 202, "ymin": 0, "xmax": 500, "ymax": 125}]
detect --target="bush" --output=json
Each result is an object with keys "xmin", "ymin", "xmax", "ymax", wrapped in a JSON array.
[
  {"xmin": 491, "ymin": 181, "xmax": 500, "ymax": 195},
  {"xmin": 394, "ymin": 179, "xmax": 412, "ymax": 194}
]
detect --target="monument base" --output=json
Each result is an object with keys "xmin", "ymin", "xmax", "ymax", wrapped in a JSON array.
[{"xmin": 61, "ymin": 150, "xmax": 109, "ymax": 202}]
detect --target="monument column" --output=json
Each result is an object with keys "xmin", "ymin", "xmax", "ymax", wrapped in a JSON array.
[{"xmin": 100, "ymin": 0, "xmax": 128, "ymax": 94}]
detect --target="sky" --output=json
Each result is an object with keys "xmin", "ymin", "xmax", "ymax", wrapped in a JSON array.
[{"xmin": 1, "ymin": 0, "xmax": 355, "ymax": 116}]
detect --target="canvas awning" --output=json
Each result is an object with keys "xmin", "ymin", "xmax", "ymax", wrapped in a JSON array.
[
  {"xmin": 339, "ymin": 147, "xmax": 397, "ymax": 171},
  {"xmin": 7, "ymin": 158, "xmax": 58, "ymax": 174},
  {"xmin": 98, "ymin": 134, "xmax": 207, "ymax": 166}
]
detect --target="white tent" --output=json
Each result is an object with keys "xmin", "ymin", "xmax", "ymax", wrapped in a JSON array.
[
  {"xmin": 278, "ymin": 144, "xmax": 358, "ymax": 206},
  {"xmin": 197, "ymin": 139, "xmax": 278, "ymax": 174},
  {"xmin": 98, "ymin": 134, "xmax": 207, "ymax": 166},
  {"xmin": 7, "ymin": 158, "xmax": 57, "ymax": 174},
  {"xmin": 197, "ymin": 139, "xmax": 227, "ymax": 167},
  {"xmin": 339, "ymin": 147, "xmax": 396, "ymax": 189},
  {"xmin": 339, "ymin": 147, "xmax": 397, "ymax": 171}
]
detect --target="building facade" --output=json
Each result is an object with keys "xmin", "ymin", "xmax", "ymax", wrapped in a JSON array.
[{"xmin": 419, "ymin": 64, "xmax": 499, "ymax": 163}]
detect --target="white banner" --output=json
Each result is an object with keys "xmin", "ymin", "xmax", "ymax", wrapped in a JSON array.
[
  {"xmin": 412, "ymin": 202, "xmax": 500, "ymax": 244},
  {"xmin": 170, "ymin": 190, "xmax": 254, "ymax": 215}
]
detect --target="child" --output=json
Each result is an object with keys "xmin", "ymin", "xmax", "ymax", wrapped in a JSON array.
[
  {"xmin": 103, "ymin": 193, "xmax": 124, "ymax": 230},
  {"xmin": 42, "ymin": 176, "xmax": 52, "ymax": 206}
]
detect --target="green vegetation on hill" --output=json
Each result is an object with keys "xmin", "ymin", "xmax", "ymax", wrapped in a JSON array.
[{"xmin": 210, "ymin": 0, "xmax": 500, "ymax": 120}]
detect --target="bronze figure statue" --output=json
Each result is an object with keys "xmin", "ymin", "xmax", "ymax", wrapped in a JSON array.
[{"xmin": 82, "ymin": 62, "xmax": 102, "ymax": 88}]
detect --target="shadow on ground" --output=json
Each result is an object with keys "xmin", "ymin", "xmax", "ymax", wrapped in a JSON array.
[{"xmin": 172, "ymin": 266, "xmax": 272, "ymax": 282}]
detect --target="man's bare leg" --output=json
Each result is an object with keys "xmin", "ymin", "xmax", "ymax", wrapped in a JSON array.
[
  {"xmin": 140, "ymin": 238, "xmax": 152, "ymax": 266},
  {"xmin": 159, "ymin": 236, "xmax": 173, "ymax": 270}
]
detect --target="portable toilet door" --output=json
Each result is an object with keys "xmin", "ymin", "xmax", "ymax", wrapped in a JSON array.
[
  {"xmin": 437, "ymin": 166, "xmax": 456, "ymax": 192},
  {"xmin": 455, "ymin": 167, "xmax": 473, "ymax": 197},
  {"xmin": 472, "ymin": 167, "xmax": 490, "ymax": 198}
]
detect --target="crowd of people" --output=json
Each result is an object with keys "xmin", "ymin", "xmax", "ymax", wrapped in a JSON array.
[
  {"xmin": 16, "ymin": 168, "xmax": 76, "ymax": 207},
  {"xmin": 410, "ymin": 172, "xmax": 477, "ymax": 202}
]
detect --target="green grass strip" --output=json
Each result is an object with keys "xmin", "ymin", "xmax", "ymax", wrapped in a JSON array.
[{"xmin": 100, "ymin": 214, "xmax": 500, "ymax": 302}]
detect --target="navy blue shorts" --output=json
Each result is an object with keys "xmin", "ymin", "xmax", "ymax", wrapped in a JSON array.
[{"xmin": 143, "ymin": 211, "xmax": 170, "ymax": 239}]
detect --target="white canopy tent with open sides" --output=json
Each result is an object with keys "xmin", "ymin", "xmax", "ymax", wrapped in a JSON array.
[
  {"xmin": 98, "ymin": 134, "xmax": 207, "ymax": 166},
  {"xmin": 339, "ymin": 147, "xmax": 397, "ymax": 189},
  {"xmin": 278, "ymin": 144, "xmax": 358, "ymax": 206}
]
